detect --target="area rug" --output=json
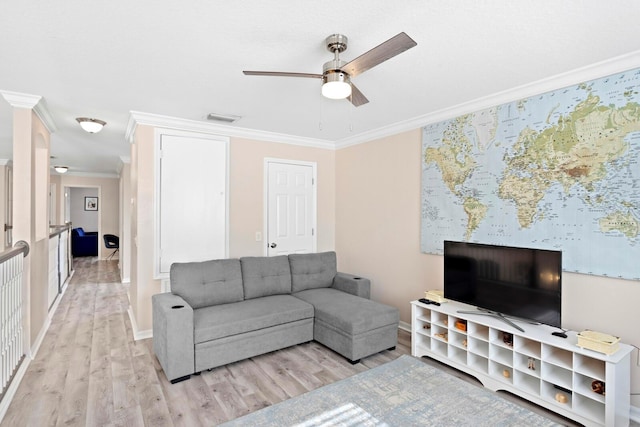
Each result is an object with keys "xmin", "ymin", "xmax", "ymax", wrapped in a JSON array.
[{"xmin": 220, "ymin": 355, "xmax": 561, "ymax": 426}]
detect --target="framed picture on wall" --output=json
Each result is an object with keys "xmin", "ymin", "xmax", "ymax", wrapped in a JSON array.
[{"xmin": 84, "ymin": 196, "xmax": 98, "ymax": 211}]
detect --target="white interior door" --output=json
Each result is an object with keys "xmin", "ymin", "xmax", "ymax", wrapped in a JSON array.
[
  {"xmin": 157, "ymin": 133, "xmax": 228, "ymax": 276},
  {"xmin": 266, "ymin": 160, "xmax": 316, "ymax": 256}
]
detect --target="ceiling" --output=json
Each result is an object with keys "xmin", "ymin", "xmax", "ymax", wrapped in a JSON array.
[{"xmin": 2, "ymin": 1, "xmax": 640, "ymax": 176}]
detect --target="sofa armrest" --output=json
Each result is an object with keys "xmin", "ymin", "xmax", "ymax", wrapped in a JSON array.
[
  {"xmin": 332, "ymin": 272, "xmax": 371, "ymax": 299},
  {"xmin": 152, "ymin": 293, "xmax": 195, "ymax": 382}
]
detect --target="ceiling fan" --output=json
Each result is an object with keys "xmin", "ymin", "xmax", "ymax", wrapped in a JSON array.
[{"xmin": 243, "ymin": 32, "xmax": 417, "ymax": 107}]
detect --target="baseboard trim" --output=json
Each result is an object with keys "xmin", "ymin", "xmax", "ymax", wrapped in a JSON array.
[
  {"xmin": 31, "ymin": 317, "xmax": 51, "ymax": 357},
  {"xmin": 127, "ymin": 306, "xmax": 152, "ymax": 341},
  {"xmin": 399, "ymin": 321, "xmax": 411, "ymax": 333},
  {"xmin": 631, "ymin": 405, "xmax": 640, "ymax": 424}
]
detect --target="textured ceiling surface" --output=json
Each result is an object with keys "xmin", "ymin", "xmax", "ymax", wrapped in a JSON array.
[{"xmin": 2, "ymin": 1, "xmax": 640, "ymax": 175}]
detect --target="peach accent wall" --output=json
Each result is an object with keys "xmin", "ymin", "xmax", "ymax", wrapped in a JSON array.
[
  {"xmin": 335, "ymin": 129, "xmax": 433, "ymax": 316},
  {"xmin": 130, "ymin": 124, "xmax": 158, "ymax": 332},
  {"xmin": 11, "ymin": 108, "xmax": 50, "ymax": 349},
  {"xmin": 229, "ymin": 137, "xmax": 335, "ymax": 257},
  {"xmin": 335, "ymin": 128, "xmax": 640, "ymax": 404}
]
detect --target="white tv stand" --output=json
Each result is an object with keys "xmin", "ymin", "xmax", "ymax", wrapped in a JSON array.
[{"xmin": 411, "ymin": 300, "xmax": 633, "ymax": 427}]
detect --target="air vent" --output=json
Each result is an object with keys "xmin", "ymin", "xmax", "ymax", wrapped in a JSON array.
[{"xmin": 207, "ymin": 113, "xmax": 241, "ymax": 123}]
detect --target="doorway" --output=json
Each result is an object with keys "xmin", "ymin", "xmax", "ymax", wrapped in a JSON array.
[
  {"xmin": 65, "ymin": 185, "xmax": 101, "ymax": 257},
  {"xmin": 264, "ymin": 159, "xmax": 317, "ymax": 256}
]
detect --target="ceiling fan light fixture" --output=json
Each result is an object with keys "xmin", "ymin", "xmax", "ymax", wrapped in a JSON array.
[
  {"xmin": 53, "ymin": 166, "xmax": 68, "ymax": 174},
  {"xmin": 322, "ymin": 72, "xmax": 352, "ymax": 100},
  {"xmin": 76, "ymin": 117, "xmax": 106, "ymax": 133}
]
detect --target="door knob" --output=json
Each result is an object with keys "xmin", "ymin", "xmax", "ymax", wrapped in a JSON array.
[{"xmin": 270, "ymin": 243, "xmax": 277, "ymax": 248}]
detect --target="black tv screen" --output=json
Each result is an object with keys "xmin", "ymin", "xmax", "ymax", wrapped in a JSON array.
[{"xmin": 444, "ymin": 241, "xmax": 562, "ymax": 328}]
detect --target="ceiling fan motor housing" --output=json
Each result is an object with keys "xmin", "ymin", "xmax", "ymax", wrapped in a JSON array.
[{"xmin": 325, "ymin": 34, "xmax": 348, "ymax": 53}]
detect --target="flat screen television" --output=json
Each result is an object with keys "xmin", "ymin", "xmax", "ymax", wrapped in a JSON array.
[{"xmin": 443, "ymin": 241, "xmax": 562, "ymax": 330}]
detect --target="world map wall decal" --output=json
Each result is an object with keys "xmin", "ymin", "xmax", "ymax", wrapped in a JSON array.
[{"xmin": 421, "ymin": 67, "xmax": 640, "ymax": 280}]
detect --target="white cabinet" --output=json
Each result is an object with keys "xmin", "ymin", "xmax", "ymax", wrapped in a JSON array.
[{"xmin": 411, "ymin": 300, "xmax": 632, "ymax": 427}]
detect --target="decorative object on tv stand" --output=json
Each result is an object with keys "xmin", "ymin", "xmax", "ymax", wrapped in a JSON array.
[
  {"xmin": 591, "ymin": 380, "xmax": 605, "ymax": 395},
  {"xmin": 76, "ymin": 117, "xmax": 106, "ymax": 133},
  {"xmin": 577, "ymin": 330, "xmax": 620, "ymax": 355},
  {"xmin": 555, "ymin": 392, "xmax": 568, "ymax": 404},
  {"xmin": 84, "ymin": 196, "xmax": 98, "ymax": 211},
  {"xmin": 527, "ymin": 357, "xmax": 536, "ymax": 370},
  {"xmin": 424, "ymin": 289, "xmax": 447, "ymax": 303},
  {"xmin": 502, "ymin": 332, "xmax": 513, "ymax": 347}
]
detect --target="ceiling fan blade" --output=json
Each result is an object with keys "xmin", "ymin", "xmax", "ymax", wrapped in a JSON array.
[
  {"xmin": 243, "ymin": 71, "xmax": 323, "ymax": 79},
  {"xmin": 349, "ymin": 83, "xmax": 369, "ymax": 107},
  {"xmin": 341, "ymin": 32, "xmax": 417, "ymax": 78}
]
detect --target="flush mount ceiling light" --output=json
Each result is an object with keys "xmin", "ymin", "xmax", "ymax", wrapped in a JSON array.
[
  {"xmin": 76, "ymin": 117, "xmax": 106, "ymax": 133},
  {"xmin": 53, "ymin": 166, "xmax": 68, "ymax": 173}
]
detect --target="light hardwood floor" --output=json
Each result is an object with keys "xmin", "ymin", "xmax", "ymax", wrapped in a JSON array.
[
  {"xmin": 1, "ymin": 258, "xmax": 412, "ymax": 426},
  {"xmin": 0, "ymin": 258, "xmax": 612, "ymax": 426}
]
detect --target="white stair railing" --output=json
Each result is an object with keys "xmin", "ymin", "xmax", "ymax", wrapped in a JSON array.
[{"xmin": 0, "ymin": 241, "xmax": 29, "ymax": 398}]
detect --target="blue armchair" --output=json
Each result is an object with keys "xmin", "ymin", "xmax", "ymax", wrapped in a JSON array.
[{"xmin": 71, "ymin": 227, "xmax": 98, "ymax": 257}]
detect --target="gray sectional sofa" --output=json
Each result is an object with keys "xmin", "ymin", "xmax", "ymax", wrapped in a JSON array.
[{"xmin": 152, "ymin": 251, "xmax": 399, "ymax": 383}]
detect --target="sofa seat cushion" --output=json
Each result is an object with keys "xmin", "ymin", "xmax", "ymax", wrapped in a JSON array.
[
  {"xmin": 293, "ymin": 288, "xmax": 399, "ymax": 336},
  {"xmin": 193, "ymin": 295, "xmax": 314, "ymax": 344}
]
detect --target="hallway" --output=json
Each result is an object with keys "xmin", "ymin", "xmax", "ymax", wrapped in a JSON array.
[{"xmin": 0, "ymin": 258, "xmax": 159, "ymax": 426}]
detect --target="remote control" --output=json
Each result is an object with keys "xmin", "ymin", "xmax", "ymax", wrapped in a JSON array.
[{"xmin": 418, "ymin": 298, "xmax": 440, "ymax": 306}]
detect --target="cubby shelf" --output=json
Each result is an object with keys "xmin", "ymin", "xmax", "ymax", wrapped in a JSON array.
[{"xmin": 411, "ymin": 300, "xmax": 633, "ymax": 427}]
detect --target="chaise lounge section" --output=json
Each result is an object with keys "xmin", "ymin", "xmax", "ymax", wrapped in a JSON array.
[
  {"xmin": 289, "ymin": 252, "xmax": 399, "ymax": 364},
  {"xmin": 152, "ymin": 251, "xmax": 399, "ymax": 383}
]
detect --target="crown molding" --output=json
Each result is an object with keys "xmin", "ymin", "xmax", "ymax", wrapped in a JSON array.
[
  {"xmin": 60, "ymin": 171, "xmax": 119, "ymax": 179},
  {"xmin": 335, "ymin": 49, "xmax": 640, "ymax": 149},
  {"xmin": 116, "ymin": 156, "xmax": 130, "ymax": 175},
  {"xmin": 126, "ymin": 111, "xmax": 335, "ymax": 150},
  {"xmin": 1, "ymin": 91, "xmax": 41, "ymax": 109},
  {"xmin": 0, "ymin": 90, "xmax": 57, "ymax": 134}
]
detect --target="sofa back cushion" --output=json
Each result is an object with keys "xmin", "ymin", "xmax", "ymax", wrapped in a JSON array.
[
  {"xmin": 240, "ymin": 255, "xmax": 292, "ymax": 299},
  {"xmin": 170, "ymin": 258, "xmax": 243, "ymax": 309},
  {"xmin": 289, "ymin": 251, "xmax": 337, "ymax": 293}
]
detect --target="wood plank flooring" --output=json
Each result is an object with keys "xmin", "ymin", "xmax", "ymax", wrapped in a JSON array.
[
  {"xmin": 0, "ymin": 258, "xmax": 601, "ymax": 426},
  {"xmin": 0, "ymin": 258, "xmax": 409, "ymax": 426}
]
